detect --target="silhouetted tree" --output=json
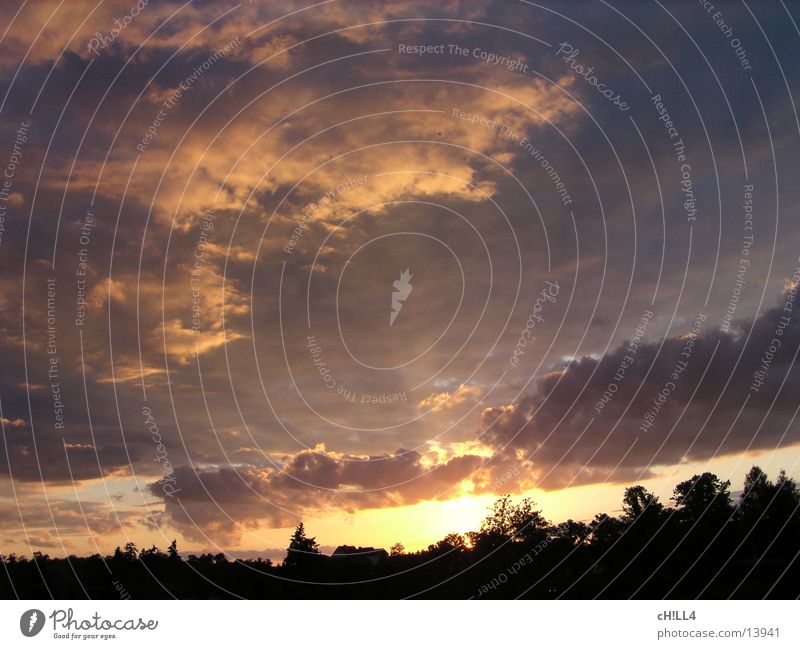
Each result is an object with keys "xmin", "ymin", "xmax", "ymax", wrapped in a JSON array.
[
  {"xmin": 476, "ymin": 495, "xmax": 547, "ymax": 540},
  {"xmin": 622, "ymin": 485, "xmax": 663, "ymax": 520},
  {"xmin": 439, "ymin": 533, "xmax": 466, "ymax": 550},
  {"xmin": 140, "ymin": 545, "xmax": 160, "ymax": 558},
  {"xmin": 4, "ymin": 469, "xmax": 800, "ymax": 599},
  {"xmin": 771, "ymin": 469, "xmax": 800, "ymax": 515},
  {"xmin": 588, "ymin": 513, "xmax": 625, "ymax": 546},
  {"xmin": 479, "ymin": 494, "xmax": 515, "ymax": 537},
  {"xmin": 509, "ymin": 497, "xmax": 549, "ymax": 542},
  {"xmin": 427, "ymin": 533, "xmax": 467, "ymax": 556},
  {"xmin": 284, "ymin": 522, "xmax": 320, "ymax": 570},
  {"xmin": 672, "ymin": 472, "xmax": 732, "ymax": 525},
  {"xmin": 555, "ymin": 519, "xmax": 591, "ymax": 546},
  {"xmin": 122, "ymin": 542, "xmax": 138, "ymax": 561},
  {"xmin": 737, "ymin": 466, "xmax": 800, "ymax": 559},
  {"xmin": 740, "ymin": 466, "xmax": 771, "ymax": 519}
]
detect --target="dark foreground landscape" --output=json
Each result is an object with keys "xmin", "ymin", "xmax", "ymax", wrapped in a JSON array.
[{"xmin": 2, "ymin": 466, "xmax": 799, "ymax": 599}]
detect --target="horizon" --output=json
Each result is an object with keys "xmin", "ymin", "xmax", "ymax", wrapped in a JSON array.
[
  {"xmin": 5, "ymin": 461, "xmax": 799, "ymax": 600},
  {"xmin": 7, "ymin": 461, "xmax": 795, "ymax": 561}
]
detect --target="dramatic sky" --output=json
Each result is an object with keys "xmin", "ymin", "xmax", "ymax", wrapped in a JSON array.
[{"xmin": 1, "ymin": 0, "xmax": 799, "ymax": 559}]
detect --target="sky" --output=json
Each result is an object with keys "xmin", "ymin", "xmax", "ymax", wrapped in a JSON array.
[{"xmin": 0, "ymin": 0, "xmax": 799, "ymax": 560}]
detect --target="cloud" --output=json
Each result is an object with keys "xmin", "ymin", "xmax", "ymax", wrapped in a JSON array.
[
  {"xmin": 86, "ymin": 278, "xmax": 127, "ymax": 310},
  {"xmin": 417, "ymin": 383, "xmax": 484, "ymax": 412},
  {"xmin": 148, "ymin": 444, "xmax": 483, "ymax": 543},
  {"xmin": 478, "ymin": 284, "xmax": 800, "ymax": 490},
  {"xmin": 157, "ymin": 318, "xmax": 246, "ymax": 364},
  {"xmin": 0, "ymin": 497, "xmax": 145, "ymax": 552},
  {"xmin": 0, "ymin": 428, "xmax": 137, "ymax": 484}
]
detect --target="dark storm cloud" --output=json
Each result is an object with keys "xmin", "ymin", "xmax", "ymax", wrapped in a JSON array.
[{"xmin": 479, "ymin": 282, "xmax": 800, "ymax": 489}]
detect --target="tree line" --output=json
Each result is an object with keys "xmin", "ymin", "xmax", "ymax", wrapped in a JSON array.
[{"xmin": 2, "ymin": 466, "xmax": 799, "ymax": 598}]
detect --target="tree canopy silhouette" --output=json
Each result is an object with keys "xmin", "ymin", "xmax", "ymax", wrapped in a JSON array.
[
  {"xmin": 2, "ymin": 466, "xmax": 799, "ymax": 599},
  {"xmin": 284, "ymin": 522, "xmax": 321, "ymax": 572}
]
